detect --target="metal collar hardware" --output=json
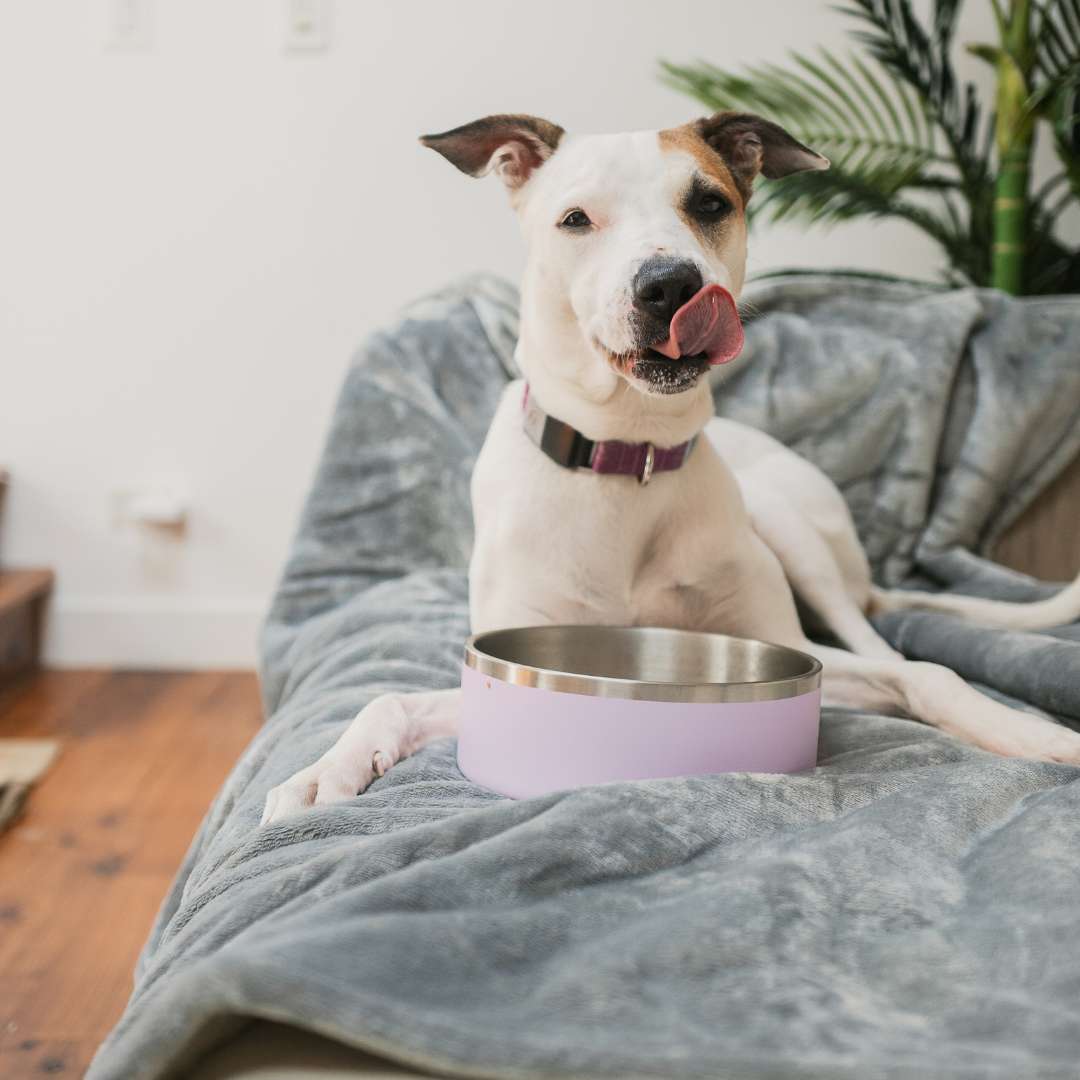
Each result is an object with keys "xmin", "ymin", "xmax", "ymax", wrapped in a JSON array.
[{"xmin": 639, "ymin": 443, "xmax": 655, "ymax": 486}]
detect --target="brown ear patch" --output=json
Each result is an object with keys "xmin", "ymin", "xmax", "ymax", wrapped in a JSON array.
[{"xmin": 658, "ymin": 125, "xmax": 747, "ymax": 205}]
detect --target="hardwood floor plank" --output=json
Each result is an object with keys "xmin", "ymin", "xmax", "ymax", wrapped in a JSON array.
[{"xmin": 0, "ymin": 670, "xmax": 262, "ymax": 1080}]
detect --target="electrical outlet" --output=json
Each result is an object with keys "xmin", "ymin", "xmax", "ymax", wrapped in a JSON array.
[
  {"xmin": 284, "ymin": 0, "xmax": 331, "ymax": 53},
  {"xmin": 106, "ymin": 0, "xmax": 153, "ymax": 52},
  {"xmin": 110, "ymin": 484, "xmax": 189, "ymax": 533}
]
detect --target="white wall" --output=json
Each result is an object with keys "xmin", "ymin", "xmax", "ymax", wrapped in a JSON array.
[{"xmin": 1, "ymin": 0, "xmax": 1072, "ymax": 667}]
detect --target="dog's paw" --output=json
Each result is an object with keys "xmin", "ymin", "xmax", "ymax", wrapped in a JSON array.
[
  {"xmin": 1002, "ymin": 716, "xmax": 1080, "ymax": 765},
  {"xmin": 260, "ymin": 697, "xmax": 408, "ymax": 825},
  {"xmin": 973, "ymin": 703, "xmax": 1080, "ymax": 765}
]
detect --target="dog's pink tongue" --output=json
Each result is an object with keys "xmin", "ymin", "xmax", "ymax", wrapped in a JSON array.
[{"xmin": 651, "ymin": 284, "xmax": 744, "ymax": 365}]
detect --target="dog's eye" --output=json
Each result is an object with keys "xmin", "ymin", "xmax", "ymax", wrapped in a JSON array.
[
  {"xmin": 559, "ymin": 209, "xmax": 592, "ymax": 230},
  {"xmin": 694, "ymin": 192, "xmax": 731, "ymax": 217}
]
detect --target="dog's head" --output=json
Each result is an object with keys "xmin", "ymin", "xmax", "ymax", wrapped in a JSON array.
[{"xmin": 421, "ymin": 113, "xmax": 826, "ymax": 398}]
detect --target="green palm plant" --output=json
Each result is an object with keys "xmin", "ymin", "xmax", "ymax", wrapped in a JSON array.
[{"xmin": 662, "ymin": 0, "xmax": 1080, "ymax": 294}]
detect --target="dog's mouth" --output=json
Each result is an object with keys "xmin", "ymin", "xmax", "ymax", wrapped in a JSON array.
[
  {"xmin": 598, "ymin": 284, "xmax": 745, "ymax": 396},
  {"xmin": 651, "ymin": 284, "xmax": 744, "ymax": 367},
  {"xmin": 598, "ymin": 343, "xmax": 712, "ymax": 395},
  {"xmin": 629, "ymin": 350, "xmax": 712, "ymax": 395}
]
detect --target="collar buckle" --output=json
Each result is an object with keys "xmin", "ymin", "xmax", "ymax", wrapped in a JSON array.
[
  {"xmin": 639, "ymin": 443, "xmax": 656, "ymax": 486},
  {"xmin": 522, "ymin": 384, "xmax": 697, "ymax": 484}
]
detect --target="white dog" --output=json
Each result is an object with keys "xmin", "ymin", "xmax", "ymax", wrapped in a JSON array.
[{"xmin": 262, "ymin": 112, "xmax": 1080, "ymax": 824}]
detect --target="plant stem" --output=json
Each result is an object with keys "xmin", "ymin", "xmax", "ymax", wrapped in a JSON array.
[
  {"xmin": 991, "ymin": 0, "xmax": 1034, "ymax": 294},
  {"xmin": 993, "ymin": 150, "xmax": 1030, "ymax": 293}
]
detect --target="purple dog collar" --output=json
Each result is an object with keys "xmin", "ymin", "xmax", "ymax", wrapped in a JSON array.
[{"xmin": 521, "ymin": 385, "xmax": 697, "ymax": 485}]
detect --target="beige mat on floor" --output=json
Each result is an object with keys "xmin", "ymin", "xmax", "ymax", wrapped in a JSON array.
[{"xmin": 0, "ymin": 738, "xmax": 58, "ymax": 832}]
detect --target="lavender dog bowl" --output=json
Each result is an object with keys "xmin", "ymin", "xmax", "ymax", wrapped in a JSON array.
[{"xmin": 458, "ymin": 625, "xmax": 822, "ymax": 799}]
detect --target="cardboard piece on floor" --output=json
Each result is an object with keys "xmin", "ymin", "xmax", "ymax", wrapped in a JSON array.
[{"xmin": 0, "ymin": 738, "xmax": 59, "ymax": 832}]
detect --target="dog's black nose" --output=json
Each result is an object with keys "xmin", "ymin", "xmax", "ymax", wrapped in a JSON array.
[{"xmin": 632, "ymin": 258, "xmax": 704, "ymax": 326}]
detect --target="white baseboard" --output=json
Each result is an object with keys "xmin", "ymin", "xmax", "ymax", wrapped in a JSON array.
[{"xmin": 44, "ymin": 597, "xmax": 266, "ymax": 669}]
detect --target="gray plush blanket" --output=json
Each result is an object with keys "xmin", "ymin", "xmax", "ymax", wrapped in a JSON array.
[{"xmin": 90, "ymin": 276, "xmax": 1080, "ymax": 1080}]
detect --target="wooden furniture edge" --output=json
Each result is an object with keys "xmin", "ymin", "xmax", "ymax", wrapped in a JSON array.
[{"xmin": 995, "ymin": 450, "xmax": 1080, "ymax": 581}]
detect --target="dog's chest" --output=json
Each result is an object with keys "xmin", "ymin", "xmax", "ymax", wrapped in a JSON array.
[
  {"xmin": 470, "ymin": 385, "xmax": 759, "ymax": 633},
  {"xmin": 538, "ymin": 469, "xmax": 749, "ymax": 631},
  {"xmin": 623, "ymin": 519, "xmax": 743, "ymax": 630}
]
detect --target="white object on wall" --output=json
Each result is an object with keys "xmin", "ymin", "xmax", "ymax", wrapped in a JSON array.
[
  {"xmin": 283, "ymin": 0, "xmax": 331, "ymax": 53},
  {"xmin": 105, "ymin": 0, "xmax": 153, "ymax": 52},
  {"xmin": 113, "ymin": 483, "xmax": 190, "ymax": 530}
]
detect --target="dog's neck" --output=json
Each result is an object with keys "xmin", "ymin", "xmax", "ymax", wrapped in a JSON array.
[{"xmin": 515, "ymin": 281, "xmax": 716, "ymax": 448}]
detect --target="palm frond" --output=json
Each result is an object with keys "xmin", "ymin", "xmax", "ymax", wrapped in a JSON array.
[
  {"xmin": 1025, "ymin": 204, "xmax": 1080, "ymax": 292},
  {"xmin": 661, "ymin": 0, "xmax": 1079, "ymax": 294},
  {"xmin": 1036, "ymin": 0, "xmax": 1080, "ymax": 78},
  {"xmin": 661, "ymin": 48, "xmax": 937, "ymax": 185},
  {"xmin": 1035, "ymin": 0, "xmax": 1080, "ymax": 185},
  {"xmin": 837, "ymin": 0, "xmax": 991, "ymax": 193},
  {"xmin": 661, "ymin": 42, "xmax": 983, "ymax": 280},
  {"xmin": 752, "ymin": 168, "xmax": 982, "ymax": 280}
]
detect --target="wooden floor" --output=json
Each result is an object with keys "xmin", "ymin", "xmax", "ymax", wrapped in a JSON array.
[{"xmin": 0, "ymin": 670, "xmax": 262, "ymax": 1080}]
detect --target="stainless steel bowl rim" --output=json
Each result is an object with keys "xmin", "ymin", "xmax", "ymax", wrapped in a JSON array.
[{"xmin": 464, "ymin": 625, "xmax": 822, "ymax": 704}]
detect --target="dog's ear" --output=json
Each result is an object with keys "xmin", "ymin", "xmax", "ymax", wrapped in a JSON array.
[
  {"xmin": 420, "ymin": 114, "xmax": 564, "ymax": 190},
  {"xmin": 695, "ymin": 112, "xmax": 828, "ymax": 196}
]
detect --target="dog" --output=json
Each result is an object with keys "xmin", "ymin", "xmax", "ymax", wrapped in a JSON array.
[{"xmin": 262, "ymin": 112, "xmax": 1080, "ymax": 824}]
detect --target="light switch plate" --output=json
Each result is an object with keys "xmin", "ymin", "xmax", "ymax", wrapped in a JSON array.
[
  {"xmin": 284, "ymin": 0, "xmax": 331, "ymax": 53},
  {"xmin": 106, "ymin": 0, "xmax": 153, "ymax": 52}
]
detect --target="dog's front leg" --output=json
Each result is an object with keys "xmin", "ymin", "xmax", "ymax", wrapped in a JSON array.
[
  {"xmin": 810, "ymin": 644, "xmax": 1080, "ymax": 763},
  {"xmin": 261, "ymin": 689, "xmax": 460, "ymax": 824}
]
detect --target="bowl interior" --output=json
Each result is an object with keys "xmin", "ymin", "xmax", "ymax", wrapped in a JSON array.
[{"xmin": 468, "ymin": 625, "xmax": 817, "ymax": 689}]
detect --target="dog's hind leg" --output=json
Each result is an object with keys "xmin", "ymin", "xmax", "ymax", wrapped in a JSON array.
[
  {"xmin": 870, "ymin": 575, "xmax": 1080, "ymax": 632},
  {"xmin": 261, "ymin": 689, "xmax": 460, "ymax": 824},
  {"xmin": 744, "ymin": 487, "xmax": 901, "ymax": 661},
  {"xmin": 807, "ymin": 643, "xmax": 1080, "ymax": 763}
]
